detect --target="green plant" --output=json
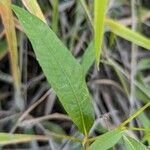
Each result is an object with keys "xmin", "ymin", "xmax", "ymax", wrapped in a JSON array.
[{"xmin": 0, "ymin": 1, "xmax": 150, "ymax": 150}]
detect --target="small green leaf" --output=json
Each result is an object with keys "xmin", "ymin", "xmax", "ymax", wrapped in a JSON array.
[
  {"xmin": 0, "ymin": 132, "xmax": 49, "ymax": 145},
  {"xmin": 105, "ymin": 18, "xmax": 150, "ymax": 50},
  {"xmin": 123, "ymin": 135, "xmax": 148, "ymax": 150},
  {"xmin": 94, "ymin": 0, "xmax": 108, "ymax": 67},
  {"xmin": 89, "ymin": 129, "xmax": 124, "ymax": 150},
  {"xmin": 12, "ymin": 5, "xmax": 94, "ymax": 135}
]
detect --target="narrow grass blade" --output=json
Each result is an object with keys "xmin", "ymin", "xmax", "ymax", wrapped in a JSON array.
[
  {"xmin": 123, "ymin": 135, "xmax": 148, "ymax": 150},
  {"xmin": 0, "ymin": 133, "xmax": 49, "ymax": 145},
  {"xmin": 94, "ymin": 0, "xmax": 108, "ymax": 67},
  {"xmin": 22, "ymin": 0, "xmax": 46, "ymax": 23},
  {"xmin": 105, "ymin": 18, "xmax": 150, "ymax": 50},
  {"xmin": 0, "ymin": 0, "xmax": 23, "ymax": 110},
  {"xmin": 79, "ymin": 0, "xmax": 92, "ymax": 24},
  {"xmin": 12, "ymin": 5, "xmax": 94, "ymax": 136},
  {"xmin": 0, "ymin": 0, "xmax": 19, "ymax": 86},
  {"xmin": 51, "ymin": 0, "xmax": 59, "ymax": 33},
  {"xmin": 89, "ymin": 129, "xmax": 124, "ymax": 150}
]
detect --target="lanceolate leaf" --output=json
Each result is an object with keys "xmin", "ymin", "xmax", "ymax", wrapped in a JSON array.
[
  {"xmin": 105, "ymin": 18, "xmax": 150, "ymax": 50},
  {"xmin": 123, "ymin": 135, "xmax": 148, "ymax": 150},
  {"xmin": 12, "ymin": 5, "xmax": 94, "ymax": 135},
  {"xmin": 89, "ymin": 129, "xmax": 124, "ymax": 150},
  {"xmin": 94, "ymin": 0, "xmax": 108, "ymax": 67},
  {"xmin": 0, "ymin": 133, "xmax": 49, "ymax": 145}
]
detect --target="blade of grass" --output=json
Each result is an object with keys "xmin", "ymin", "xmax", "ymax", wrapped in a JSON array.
[
  {"xmin": 119, "ymin": 101, "xmax": 150, "ymax": 127},
  {"xmin": 105, "ymin": 18, "xmax": 150, "ymax": 50},
  {"xmin": 0, "ymin": 0, "xmax": 24, "ymax": 110},
  {"xmin": 79, "ymin": 0, "xmax": 93, "ymax": 26},
  {"xmin": 51, "ymin": 0, "xmax": 59, "ymax": 33},
  {"xmin": 22, "ymin": 0, "xmax": 46, "ymax": 23},
  {"xmin": 0, "ymin": 133, "xmax": 49, "ymax": 145},
  {"xmin": 80, "ymin": 2, "xmax": 150, "ymax": 73},
  {"xmin": 79, "ymin": 2, "xmax": 150, "ymax": 51},
  {"xmin": 0, "ymin": 132, "xmax": 82, "ymax": 145},
  {"xmin": 94, "ymin": 0, "xmax": 108, "ymax": 68}
]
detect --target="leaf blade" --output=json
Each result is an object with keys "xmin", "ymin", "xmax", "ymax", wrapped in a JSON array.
[
  {"xmin": 22, "ymin": 0, "xmax": 46, "ymax": 23},
  {"xmin": 0, "ymin": 133, "xmax": 49, "ymax": 145},
  {"xmin": 0, "ymin": 0, "xmax": 20, "ymax": 87},
  {"xmin": 123, "ymin": 135, "xmax": 148, "ymax": 150},
  {"xmin": 105, "ymin": 18, "xmax": 150, "ymax": 50},
  {"xmin": 12, "ymin": 5, "xmax": 94, "ymax": 135},
  {"xmin": 94, "ymin": 0, "xmax": 108, "ymax": 67},
  {"xmin": 89, "ymin": 129, "xmax": 124, "ymax": 150}
]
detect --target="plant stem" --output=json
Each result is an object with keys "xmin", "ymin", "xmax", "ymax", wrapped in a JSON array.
[
  {"xmin": 119, "ymin": 101, "xmax": 150, "ymax": 127},
  {"xmin": 126, "ymin": 127, "xmax": 150, "ymax": 132},
  {"xmin": 83, "ymin": 136, "xmax": 89, "ymax": 150}
]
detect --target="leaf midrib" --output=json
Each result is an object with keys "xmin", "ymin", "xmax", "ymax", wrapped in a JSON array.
[{"xmin": 123, "ymin": 135, "xmax": 135, "ymax": 150}]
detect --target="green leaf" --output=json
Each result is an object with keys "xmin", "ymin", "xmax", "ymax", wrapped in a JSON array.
[
  {"xmin": 89, "ymin": 129, "xmax": 124, "ymax": 150},
  {"xmin": 12, "ymin": 5, "xmax": 94, "ymax": 135},
  {"xmin": 80, "ymin": 42, "xmax": 95, "ymax": 75},
  {"xmin": 94, "ymin": 0, "xmax": 108, "ymax": 67},
  {"xmin": 51, "ymin": 0, "xmax": 59, "ymax": 33},
  {"xmin": 0, "ymin": 132, "xmax": 49, "ymax": 145},
  {"xmin": 123, "ymin": 135, "xmax": 148, "ymax": 150},
  {"xmin": 105, "ymin": 18, "xmax": 150, "ymax": 50}
]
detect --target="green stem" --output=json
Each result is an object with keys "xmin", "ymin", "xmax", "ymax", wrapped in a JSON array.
[
  {"xmin": 126, "ymin": 127, "xmax": 150, "ymax": 132},
  {"xmin": 119, "ymin": 101, "xmax": 150, "ymax": 127}
]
